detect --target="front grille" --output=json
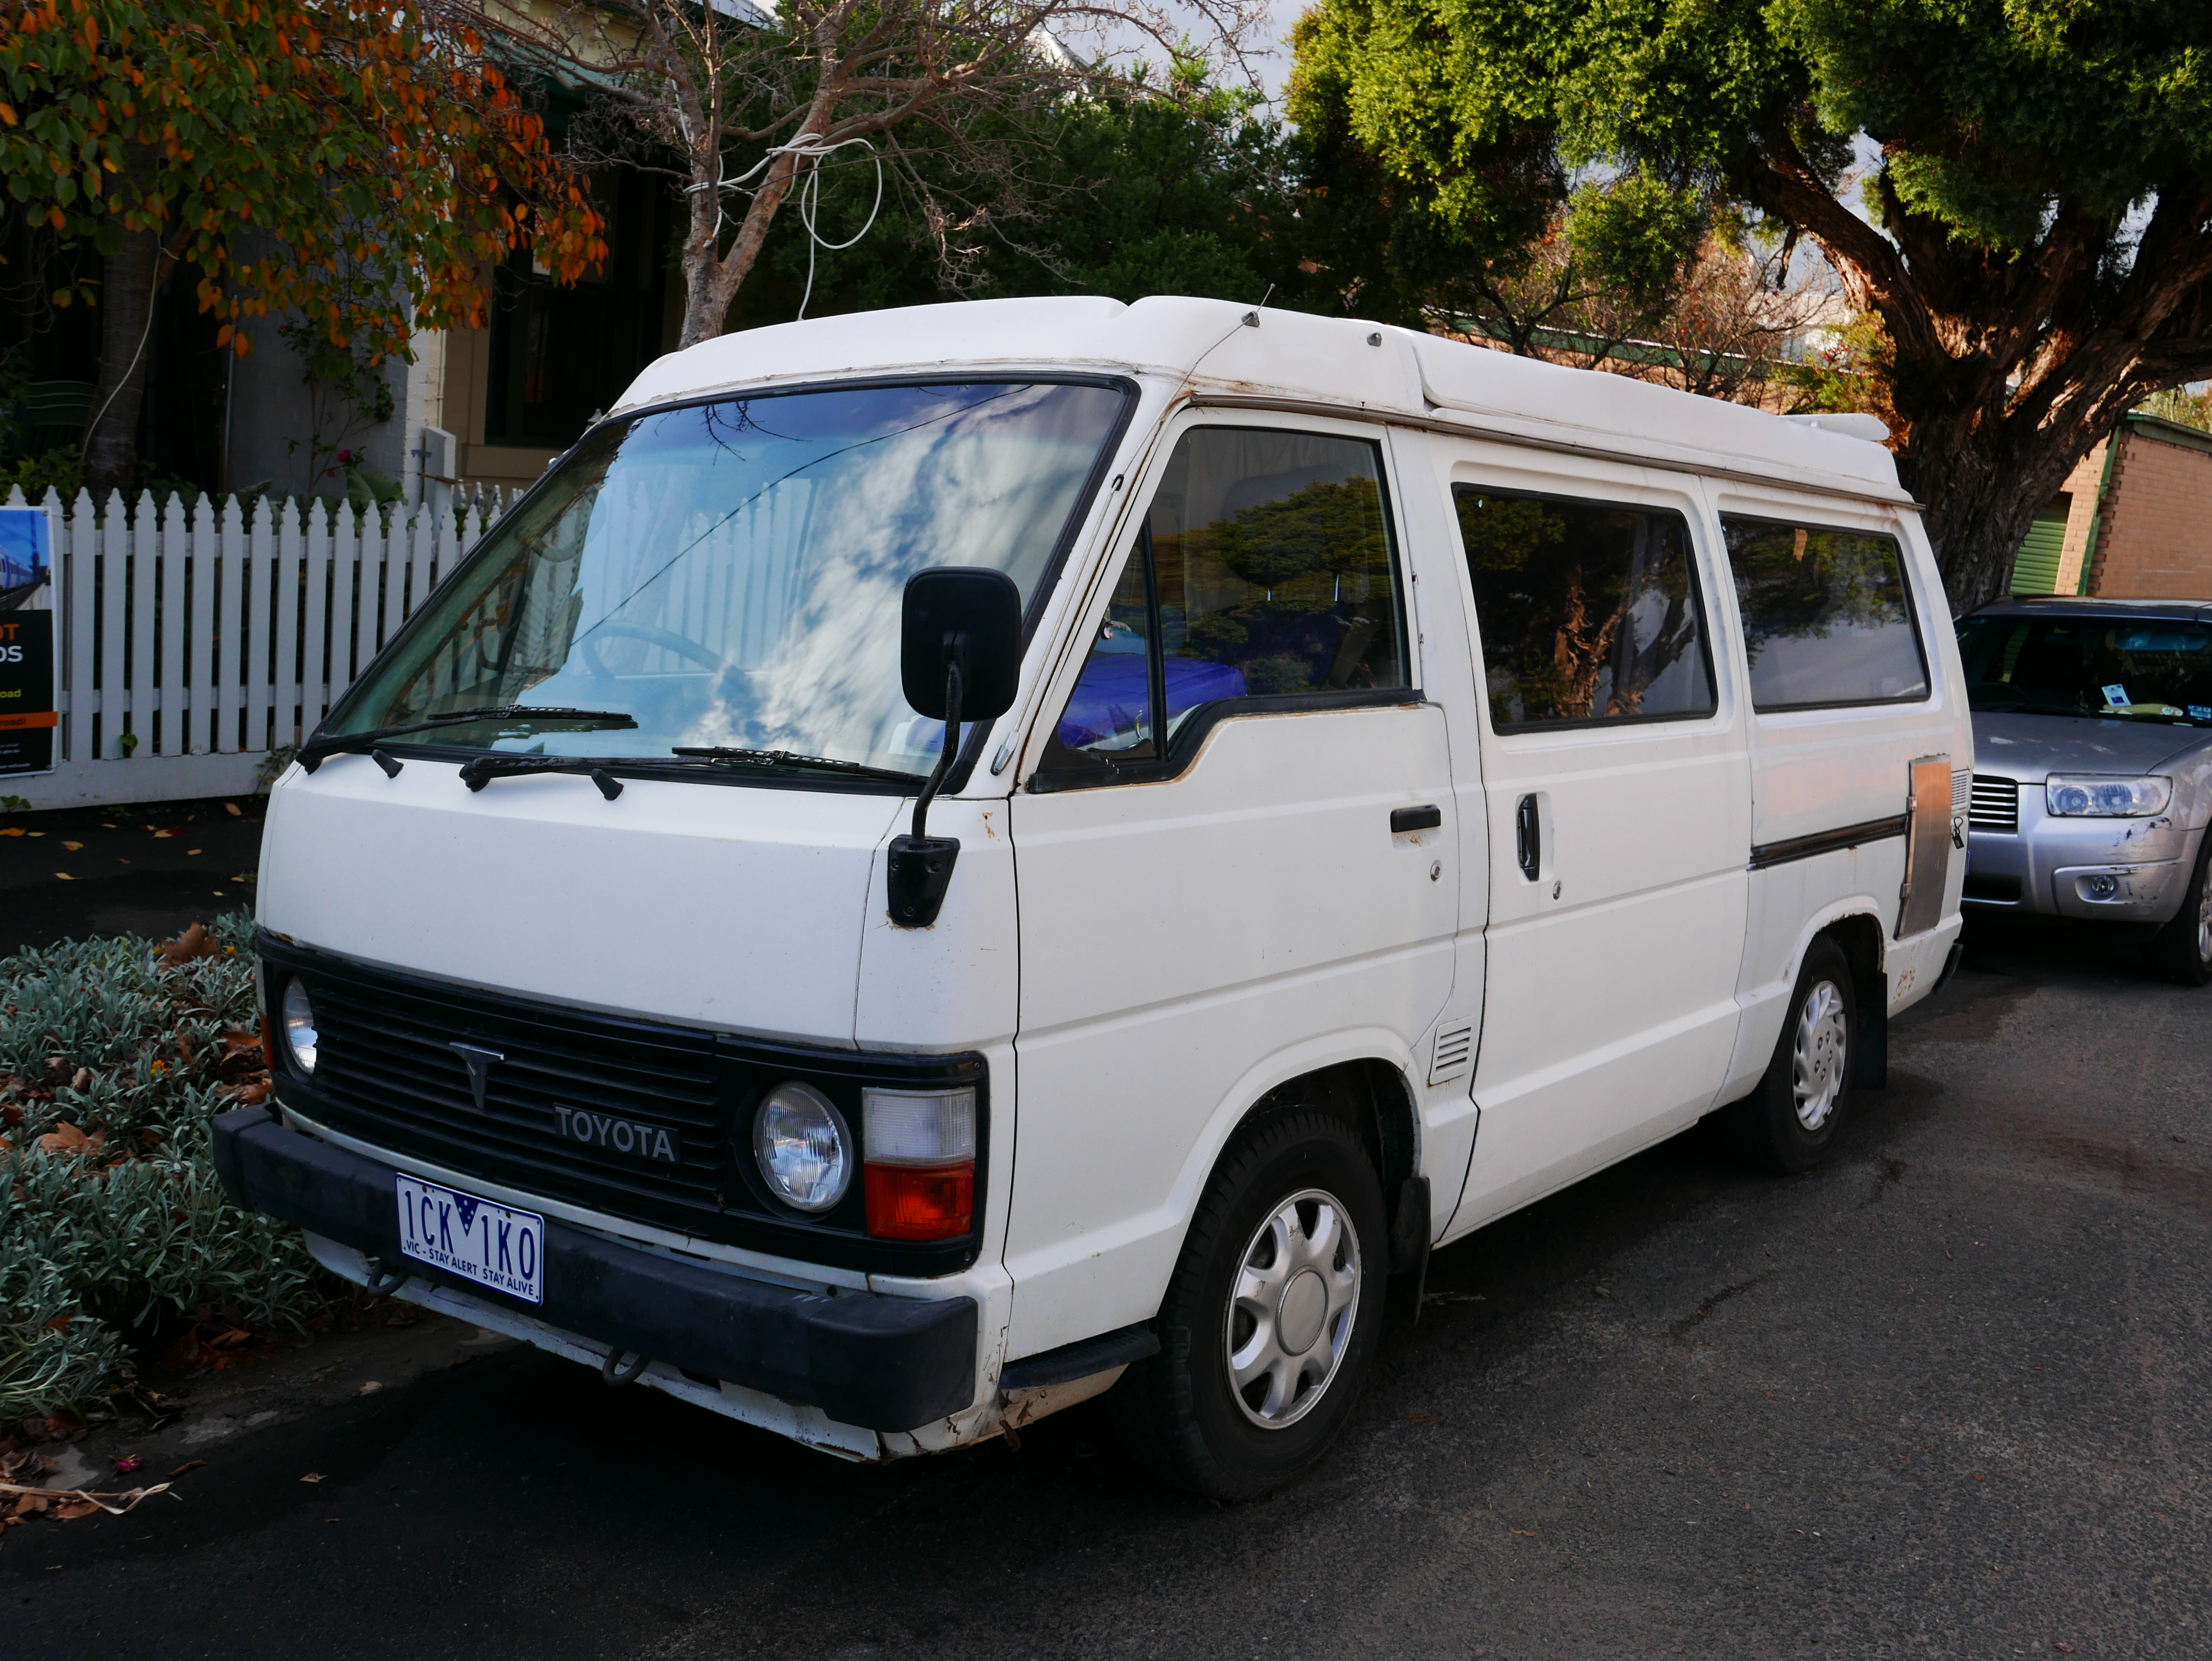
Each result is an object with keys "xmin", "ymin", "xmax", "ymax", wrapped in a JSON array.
[
  {"xmin": 300, "ymin": 958, "xmax": 731, "ymax": 1230},
  {"xmin": 1970, "ymin": 775, "xmax": 2020, "ymax": 834},
  {"xmin": 261, "ymin": 939, "xmax": 987, "ymax": 1273}
]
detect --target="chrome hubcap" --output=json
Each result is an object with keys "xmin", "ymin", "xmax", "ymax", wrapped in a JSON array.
[
  {"xmin": 1793, "ymin": 979, "xmax": 1849, "ymax": 1132},
  {"xmin": 1225, "ymin": 1188, "xmax": 1361, "ymax": 1429}
]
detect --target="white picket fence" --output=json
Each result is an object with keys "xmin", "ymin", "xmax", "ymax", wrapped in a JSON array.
[{"xmin": 2, "ymin": 484, "xmax": 513, "ymax": 810}]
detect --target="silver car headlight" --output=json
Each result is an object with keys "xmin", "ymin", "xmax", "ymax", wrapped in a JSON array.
[{"xmin": 2045, "ymin": 773, "xmax": 2172, "ymax": 818}]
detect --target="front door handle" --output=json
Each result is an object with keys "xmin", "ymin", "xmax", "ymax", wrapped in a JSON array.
[
  {"xmin": 1515, "ymin": 793, "xmax": 1541, "ymax": 881},
  {"xmin": 1391, "ymin": 805, "xmax": 1442, "ymax": 834}
]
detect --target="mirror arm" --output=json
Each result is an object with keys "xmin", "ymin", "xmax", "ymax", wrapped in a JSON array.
[
  {"xmin": 887, "ymin": 652, "xmax": 966, "ymax": 928},
  {"xmin": 909, "ymin": 658, "xmax": 963, "ymax": 843}
]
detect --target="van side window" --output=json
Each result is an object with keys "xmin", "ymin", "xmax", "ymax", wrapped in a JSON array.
[
  {"xmin": 1722, "ymin": 517, "xmax": 1930, "ymax": 709},
  {"xmin": 1041, "ymin": 427, "xmax": 1409, "ymax": 778},
  {"xmin": 1455, "ymin": 487, "xmax": 1717, "ymax": 730}
]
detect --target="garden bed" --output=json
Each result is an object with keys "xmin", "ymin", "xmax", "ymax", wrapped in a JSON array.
[{"xmin": 1, "ymin": 913, "xmax": 335, "ymax": 1437}]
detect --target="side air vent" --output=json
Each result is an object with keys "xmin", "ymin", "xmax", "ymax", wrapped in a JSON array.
[{"xmin": 1429, "ymin": 1022, "xmax": 1475, "ymax": 1087}]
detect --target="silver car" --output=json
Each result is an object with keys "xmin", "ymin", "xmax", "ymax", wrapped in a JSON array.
[{"xmin": 1958, "ymin": 598, "xmax": 2212, "ymax": 984}]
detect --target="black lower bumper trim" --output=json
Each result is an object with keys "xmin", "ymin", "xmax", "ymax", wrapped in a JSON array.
[{"xmin": 212, "ymin": 1106, "xmax": 978, "ymax": 1432}]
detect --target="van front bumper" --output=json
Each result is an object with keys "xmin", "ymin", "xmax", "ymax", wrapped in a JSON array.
[{"xmin": 210, "ymin": 1106, "xmax": 979, "ymax": 1432}]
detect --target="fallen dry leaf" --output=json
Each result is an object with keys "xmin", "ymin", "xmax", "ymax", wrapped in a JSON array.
[
  {"xmin": 53, "ymin": 871, "xmax": 72, "ymax": 881},
  {"xmin": 167, "ymin": 1460, "xmax": 205, "ymax": 1479},
  {"xmin": 61, "ymin": 841, "xmax": 81, "ymax": 851},
  {"xmin": 225, "ymin": 803, "xmax": 241, "ymax": 817},
  {"xmin": 299, "ymin": 1473, "xmax": 325, "ymax": 1484},
  {"xmin": 186, "ymin": 848, "xmax": 201, "ymax": 855},
  {"xmin": 0, "ymin": 827, "xmax": 22, "ymax": 837},
  {"xmin": 35, "ymin": 1122, "xmax": 104, "ymax": 1160},
  {"xmin": 156, "ymin": 922, "xmax": 215, "ymax": 966}
]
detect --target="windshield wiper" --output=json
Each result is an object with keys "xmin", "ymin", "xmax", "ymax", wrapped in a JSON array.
[
  {"xmin": 299, "ymin": 707, "xmax": 638, "ymax": 772},
  {"xmin": 668, "ymin": 745, "xmax": 923, "ymax": 785}
]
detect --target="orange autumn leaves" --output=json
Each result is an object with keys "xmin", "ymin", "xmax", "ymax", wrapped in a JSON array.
[{"xmin": 0, "ymin": 0, "xmax": 605, "ymax": 363}]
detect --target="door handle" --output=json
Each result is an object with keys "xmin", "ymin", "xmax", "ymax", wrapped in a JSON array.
[
  {"xmin": 1391, "ymin": 805, "xmax": 1442, "ymax": 834},
  {"xmin": 1515, "ymin": 793, "xmax": 1541, "ymax": 881}
]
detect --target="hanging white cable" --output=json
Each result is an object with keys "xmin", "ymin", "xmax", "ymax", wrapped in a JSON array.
[
  {"xmin": 790, "ymin": 136, "xmax": 883, "ymax": 319},
  {"xmin": 684, "ymin": 130, "xmax": 885, "ymax": 320}
]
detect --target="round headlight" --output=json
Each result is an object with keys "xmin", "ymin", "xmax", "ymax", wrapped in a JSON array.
[
  {"xmin": 280, "ymin": 978, "xmax": 318, "ymax": 1073},
  {"xmin": 751, "ymin": 1082, "xmax": 851, "ymax": 1213}
]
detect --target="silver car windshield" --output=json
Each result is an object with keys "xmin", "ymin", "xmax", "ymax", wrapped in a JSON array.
[
  {"xmin": 328, "ymin": 380, "xmax": 1129, "ymax": 775},
  {"xmin": 1959, "ymin": 614, "xmax": 2212, "ymax": 724}
]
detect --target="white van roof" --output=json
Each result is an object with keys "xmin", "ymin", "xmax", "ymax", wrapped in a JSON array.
[{"xmin": 613, "ymin": 295, "xmax": 1910, "ymax": 507}]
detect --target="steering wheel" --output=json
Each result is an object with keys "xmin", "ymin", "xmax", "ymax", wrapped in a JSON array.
[{"xmin": 575, "ymin": 619, "xmax": 731, "ymax": 683}]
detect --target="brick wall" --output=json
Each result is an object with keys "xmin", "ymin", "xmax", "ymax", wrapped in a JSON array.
[
  {"xmin": 2087, "ymin": 418, "xmax": 2212, "ymax": 598},
  {"xmin": 2052, "ymin": 441, "xmax": 2108, "ymax": 594}
]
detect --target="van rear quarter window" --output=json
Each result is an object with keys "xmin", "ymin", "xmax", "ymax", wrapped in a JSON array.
[
  {"xmin": 1723, "ymin": 517, "xmax": 1930, "ymax": 711},
  {"xmin": 1454, "ymin": 487, "xmax": 1717, "ymax": 730}
]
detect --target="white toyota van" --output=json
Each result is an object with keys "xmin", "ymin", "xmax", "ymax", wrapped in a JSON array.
[{"xmin": 214, "ymin": 296, "xmax": 1971, "ymax": 1499}]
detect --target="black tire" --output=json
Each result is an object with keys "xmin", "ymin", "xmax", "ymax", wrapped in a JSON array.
[
  {"xmin": 1717, "ymin": 938, "xmax": 1856, "ymax": 1175},
  {"xmin": 2142, "ymin": 832, "xmax": 2212, "ymax": 988},
  {"xmin": 1108, "ymin": 1110, "xmax": 1387, "ymax": 1502}
]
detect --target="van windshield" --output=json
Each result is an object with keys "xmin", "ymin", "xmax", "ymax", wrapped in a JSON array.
[
  {"xmin": 1958, "ymin": 613, "xmax": 2212, "ymax": 725},
  {"xmin": 326, "ymin": 380, "xmax": 1129, "ymax": 776}
]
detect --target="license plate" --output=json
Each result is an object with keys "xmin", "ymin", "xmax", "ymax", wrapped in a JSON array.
[{"xmin": 395, "ymin": 1174, "xmax": 545, "ymax": 1305}]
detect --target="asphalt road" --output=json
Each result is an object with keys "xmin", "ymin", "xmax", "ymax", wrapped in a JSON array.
[
  {"xmin": 9, "ymin": 913, "xmax": 2209, "ymax": 1659},
  {"xmin": 0, "ymin": 796, "xmax": 263, "ymax": 959}
]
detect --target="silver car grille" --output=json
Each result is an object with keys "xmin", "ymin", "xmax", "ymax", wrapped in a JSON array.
[{"xmin": 1969, "ymin": 775, "xmax": 2020, "ymax": 834}]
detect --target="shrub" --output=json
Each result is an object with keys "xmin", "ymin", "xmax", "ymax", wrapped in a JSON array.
[{"xmin": 0, "ymin": 913, "xmax": 332, "ymax": 1426}]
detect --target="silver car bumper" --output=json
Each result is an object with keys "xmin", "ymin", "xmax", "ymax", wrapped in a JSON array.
[{"xmin": 1965, "ymin": 784, "xmax": 2201, "ymax": 922}]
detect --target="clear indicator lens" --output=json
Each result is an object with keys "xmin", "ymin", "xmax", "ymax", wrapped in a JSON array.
[
  {"xmin": 753, "ymin": 1082, "xmax": 852, "ymax": 1212},
  {"xmin": 280, "ymin": 979, "xmax": 318, "ymax": 1073},
  {"xmin": 2046, "ymin": 774, "xmax": 2171, "ymax": 817},
  {"xmin": 862, "ymin": 1087, "xmax": 977, "ymax": 1166}
]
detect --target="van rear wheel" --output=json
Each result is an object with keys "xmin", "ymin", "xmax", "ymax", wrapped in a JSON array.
[
  {"xmin": 1718, "ymin": 938, "xmax": 1856, "ymax": 1174},
  {"xmin": 1108, "ymin": 1110, "xmax": 1386, "ymax": 1502}
]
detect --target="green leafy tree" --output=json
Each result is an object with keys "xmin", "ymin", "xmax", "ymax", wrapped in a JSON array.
[
  {"xmin": 1294, "ymin": 0, "xmax": 2212, "ymax": 607},
  {"xmin": 0, "ymin": 0, "xmax": 605, "ymax": 492}
]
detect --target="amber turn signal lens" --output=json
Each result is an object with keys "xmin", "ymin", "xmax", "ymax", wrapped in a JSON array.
[{"xmin": 864, "ymin": 1162, "xmax": 973, "ymax": 1241}]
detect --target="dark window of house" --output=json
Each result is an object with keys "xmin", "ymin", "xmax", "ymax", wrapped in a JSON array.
[
  {"xmin": 1044, "ymin": 427, "xmax": 1408, "ymax": 777},
  {"xmin": 1456, "ymin": 487, "xmax": 1716, "ymax": 730},
  {"xmin": 485, "ymin": 170, "xmax": 670, "ymax": 448},
  {"xmin": 1723, "ymin": 516, "xmax": 1929, "ymax": 709}
]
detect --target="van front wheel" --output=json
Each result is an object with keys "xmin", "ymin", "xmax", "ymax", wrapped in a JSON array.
[
  {"xmin": 1718, "ymin": 938, "xmax": 1857, "ymax": 1175},
  {"xmin": 1108, "ymin": 1111, "xmax": 1387, "ymax": 1501}
]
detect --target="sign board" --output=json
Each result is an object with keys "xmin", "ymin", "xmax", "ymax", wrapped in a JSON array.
[
  {"xmin": 0, "ymin": 611, "xmax": 56, "ymax": 776},
  {"xmin": 0, "ymin": 507, "xmax": 56, "ymax": 778}
]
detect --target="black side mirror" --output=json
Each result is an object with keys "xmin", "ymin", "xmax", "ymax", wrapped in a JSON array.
[
  {"xmin": 887, "ymin": 567, "xmax": 1023, "ymax": 928},
  {"xmin": 900, "ymin": 566, "xmax": 1022, "ymax": 722}
]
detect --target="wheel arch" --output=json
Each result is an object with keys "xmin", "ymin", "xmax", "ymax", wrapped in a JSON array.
[{"xmin": 1228, "ymin": 1055, "xmax": 1424, "ymax": 1274}]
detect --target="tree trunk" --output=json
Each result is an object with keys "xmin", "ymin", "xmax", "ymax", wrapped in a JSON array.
[
  {"xmin": 82, "ymin": 220, "xmax": 164, "ymax": 494},
  {"xmin": 1899, "ymin": 384, "xmax": 2121, "ymax": 615}
]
